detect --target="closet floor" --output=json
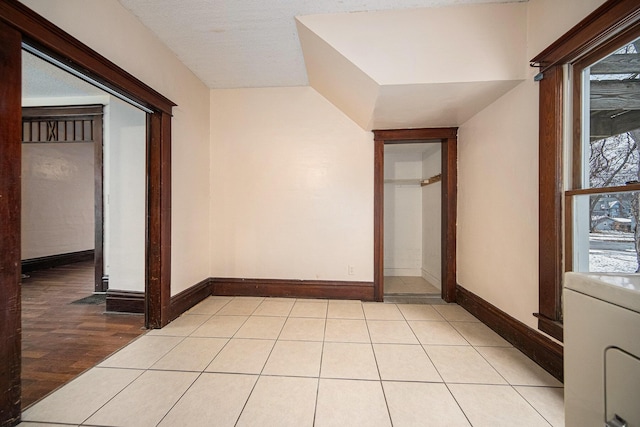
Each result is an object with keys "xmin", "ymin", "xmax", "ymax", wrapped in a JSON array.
[{"xmin": 384, "ymin": 276, "xmax": 440, "ymax": 295}]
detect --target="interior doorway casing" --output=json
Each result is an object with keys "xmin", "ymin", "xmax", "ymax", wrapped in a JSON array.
[
  {"xmin": 1, "ymin": 2, "xmax": 175, "ymax": 424},
  {"xmin": 373, "ymin": 128, "xmax": 458, "ymax": 303}
]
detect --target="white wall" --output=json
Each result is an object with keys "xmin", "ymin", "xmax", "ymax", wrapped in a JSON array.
[
  {"xmin": 21, "ymin": 143, "xmax": 94, "ymax": 259},
  {"xmin": 104, "ymin": 96, "xmax": 146, "ymax": 292},
  {"xmin": 21, "ymin": 0, "xmax": 212, "ymax": 295},
  {"xmin": 457, "ymin": 0, "xmax": 607, "ymax": 330},
  {"xmin": 383, "ymin": 151, "xmax": 423, "ymax": 276},
  {"xmin": 422, "ymin": 146, "xmax": 441, "ymax": 288},
  {"xmin": 210, "ymin": 87, "xmax": 373, "ymax": 281}
]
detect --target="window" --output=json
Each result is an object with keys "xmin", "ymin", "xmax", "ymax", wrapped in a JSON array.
[
  {"xmin": 568, "ymin": 35, "xmax": 640, "ymax": 274},
  {"xmin": 532, "ymin": 1, "xmax": 640, "ymax": 341}
]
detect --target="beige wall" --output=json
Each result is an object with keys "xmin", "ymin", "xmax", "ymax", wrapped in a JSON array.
[
  {"xmin": 456, "ymin": 0, "xmax": 607, "ymax": 330},
  {"xmin": 210, "ymin": 87, "xmax": 373, "ymax": 281},
  {"xmin": 21, "ymin": 0, "xmax": 212, "ymax": 295}
]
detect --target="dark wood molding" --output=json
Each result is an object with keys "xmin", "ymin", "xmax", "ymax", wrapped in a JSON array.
[
  {"xmin": 211, "ymin": 278, "xmax": 375, "ymax": 301},
  {"xmin": 146, "ymin": 111, "xmax": 172, "ymax": 329},
  {"xmin": 456, "ymin": 285, "xmax": 564, "ymax": 382},
  {"xmin": 106, "ymin": 290, "xmax": 145, "ymax": 314},
  {"xmin": 372, "ymin": 128, "xmax": 458, "ymax": 303},
  {"xmin": 0, "ymin": 18, "xmax": 22, "ymax": 427},
  {"xmin": 534, "ymin": 313, "xmax": 564, "ymax": 342},
  {"xmin": 21, "ymin": 250, "xmax": 94, "ymax": 273},
  {"xmin": 531, "ymin": 0, "xmax": 640, "ymax": 70},
  {"xmin": 0, "ymin": 2, "xmax": 175, "ymax": 418},
  {"xmin": 169, "ymin": 278, "xmax": 213, "ymax": 321},
  {"xmin": 538, "ymin": 65, "xmax": 564, "ymax": 331},
  {"xmin": 0, "ymin": 1, "xmax": 175, "ymax": 114}
]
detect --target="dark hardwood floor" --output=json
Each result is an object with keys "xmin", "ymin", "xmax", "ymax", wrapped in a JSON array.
[{"xmin": 21, "ymin": 260, "xmax": 146, "ymax": 409}]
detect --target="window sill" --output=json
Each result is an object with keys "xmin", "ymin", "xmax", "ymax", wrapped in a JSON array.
[{"xmin": 534, "ymin": 313, "xmax": 563, "ymax": 342}]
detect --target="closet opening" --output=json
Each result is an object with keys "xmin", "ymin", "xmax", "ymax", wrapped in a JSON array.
[
  {"xmin": 383, "ymin": 141, "xmax": 443, "ymax": 303},
  {"xmin": 373, "ymin": 128, "xmax": 458, "ymax": 303}
]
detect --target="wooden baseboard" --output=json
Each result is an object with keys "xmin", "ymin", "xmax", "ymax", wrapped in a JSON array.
[
  {"xmin": 169, "ymin": 278, "xmax": 212, "ymax": 321},
  {"xmin": 456, "ymin": 284, "xmax": 564, "ymax": 382},
  {"xmin": 211, "ymin": 278, "xmax": 375, "ymax": 301},
  {"xmin": 106, "ymin": 290, "xmax": 144, "ymax": 314},
  {"xmin": 21, "ymin": 249, "xmax": 94, "ymax": 273}
]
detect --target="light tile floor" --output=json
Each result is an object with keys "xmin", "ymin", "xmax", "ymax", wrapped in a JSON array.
[{"xmin": 20, "ymin": 296, "xmax": 564, "ymax": 427}]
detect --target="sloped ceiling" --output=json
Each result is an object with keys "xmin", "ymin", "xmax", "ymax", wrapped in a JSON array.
[{"xmin": 116, "ymin": 0, "xmax": 528, "ymax": 130}]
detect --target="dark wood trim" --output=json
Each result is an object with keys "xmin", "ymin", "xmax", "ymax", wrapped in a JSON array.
[
  {"xmin": 169, "ymin": 278, "xmax": 213, "ymax": 321},
  {"xmin": 0, "ymin": 2, "xmax": 175, "ymax": 419},
  {"xmin": 0, "ymin": 19, "xmax": 22, "ymax": 427},
  {"xmin": 441, "ymin": 135, "xmax": 457, "ymax": 303},
  {"xmin": 565, "ymin": 182, "xmax": 640, "ymax": 196},
  {"xmin": 105, "ymin": 290, "xmax": 145, "ymax": 314},
  {"xmin": 146, "ymin": 111, "xmax": 172, "ymax": 329},
  {"xmin": 22, "ymin": 104, "xmax": 103, "ymax": 119},
  {"xmin": 372, "ymin": 128, "xmax": 458, "ymax": 304},
  {"xmin": 534, "ymin": 313, "xmax": 564, "ymax": 342},
  {"xmin": 0, "ymin": 1, "xmax": 175, "ymax": 114},
  {"xmin": 531, "ymin": 0, "xmax": 640, "ymax": 71},
  {"xmin": 21, "ymin": 250, "xmax": 94, "ymax": 273},
  {"xmin": 538, "ymin": 65, "xmax": 564, "ymax": 335},
  {"xmin": 456, "ymin": 285, "xmax": 564, "ymax": 382},
  {"xmin": 211, "ymin": 278, "xmax": 375, "ymax": 301}
]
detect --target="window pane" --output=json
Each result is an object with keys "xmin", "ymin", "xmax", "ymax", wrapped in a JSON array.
[
  {"xmin": 573, "ymin": 191, "xmax": 640, "ymax": 273},
  {"xmin": 583, "ymin": 37, "xmax": 640, "ymax": 189}
]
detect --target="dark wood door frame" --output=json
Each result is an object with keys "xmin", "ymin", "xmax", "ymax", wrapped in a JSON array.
[
  {"xmin": 373, "ymin": 128, "xmax": 458, "ymax": 303},
  {"xmin": 22, "ymin": 105, "xmax": 106, "ymax": 293},
  {"xmin": 1, "ymin": 2, "xmax": 175, "ymax": 424}
]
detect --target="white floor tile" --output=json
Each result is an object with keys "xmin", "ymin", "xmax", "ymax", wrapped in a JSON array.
[
  {"xmin": 373, "ymin": 344, "xmax": 441, "ymax": 382},
  {"xmin": 236, "ymin": 376, "xmax": 318, "ymax": 427},
  {"xmin": 253, "ymin": 298, "xmax": 295, "ymax": 316},
  {"xmin": 233, "ymin": 316, "xmax": 286, "ymax": 339},
  {"xmin": 449, "ymin": 384, "xmax": 551, "ymax": 427},
  {"xmin": 21, "ymin": 367, "xmax": 143, "ymax": 424},
  {"xmin": 98, "ymin": 335, "xmax": 183, "ymax": 369},
  {"xmin": 262, "ymin": 340, "xmax": 323, "ymax": 377},
  {"xmin": 433, "ymin": 304, "xmax": 479, "ymax": 322},
  {"xmin": 84, "ymin": 370, "xmax": 198, "ymax": 427},
  {"xmin": 397, "ymin": 304, "xmax": 445, "ymax": 321},
  {"xmin": 383, "ymin": 381, "xmax": 470, "ymax": 426},
  {"xmin": 279, "ymin": 317, "xmax": 325, "ymax": 341},
  {"xmin": 191, "ymin": 315, "xmax": 248, "ymax": 338},
  {"xmin": 408, "ymin": 321, "xmax": 469, "ymax": 345},
  {"xmin": 321, "ymin": 342, "xmax": 379, "ymax": 380},
  {"xmin": 515, "ymin": 386, "xmax": 565, "ymax": 427},
  {"xmin": 425, "ymin": 345, "xmax": 507, "ymax": 384},
  {"xmin": 367, "ymin": 320, "xmax": 419, "ymax": 344},
  {"xmin": 147, "ymin": 314, "xmax": 210, "ymax": 336},
  {"xmin": 324, "ymin": 319, "xmax": 370, "ymax": 343},
  {"xmin": 362, "ymin": 302, "xmax": 404, "ymax": 320},
  {"xmin": 205, "ymin": 338, "xmax": 275, "ymax": 374},
  {"xmin": 290, "ymin": 300, "xmax": 328, "ymax": 318},
  {"xmin": 476, "ymin": 347, "xmax": 563, "ymax": 387},
  {"xmin": 151, "ymin": 337, "xmax": 228, "ymax": 371},
  {"xmin": 327, "ymin": 300, "xmax": 364, "ymax": 319},
  {"xmin": 217, "ymin": 298, "xmax": 263, "ymax": 315},
  {"xmin": 187, "ymin": 297, "xmax": 232, "ymax": 315},
  {"xmin": 451, "ymin": 322, "xmax": 511, "ymax": 347},
  {"xmin": 158, "ymin": 373, "xmax": 257, "ymax": 427},
  {"xmin": 315, "ymin": 379, "xmax": 391, "ymax": 427}
]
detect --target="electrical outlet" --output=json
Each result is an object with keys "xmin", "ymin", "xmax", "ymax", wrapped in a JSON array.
[{"xmin": 348, "ymin": 265, "xmax": 354, "ymax": 275}]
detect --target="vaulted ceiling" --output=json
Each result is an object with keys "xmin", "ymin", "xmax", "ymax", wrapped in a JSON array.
[{"xmin": 89, "ymin": 1, "xmax": 531, "ymax": 129}]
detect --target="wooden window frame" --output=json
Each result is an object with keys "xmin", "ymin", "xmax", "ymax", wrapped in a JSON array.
[{"xmin": 532, "ymin": 0, "xmax": 640, "ymax": 342}]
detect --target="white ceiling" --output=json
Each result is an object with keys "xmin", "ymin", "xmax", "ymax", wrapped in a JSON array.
[{"xmin": 117, "ymin": 0, "xmax": 526, "ymax": 89}]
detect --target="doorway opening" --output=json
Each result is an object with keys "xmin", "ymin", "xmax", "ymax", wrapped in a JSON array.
[
  {"xmin": 373, "ymin": 128, "xmax": 458, "ymax": 303},
  {"xmin": 20, "ymin": 48, "xmax": 148, "ymax": 409},
  {"xmin": 383, "ymin": 142, "xmax": 443, "ymax": 303}
]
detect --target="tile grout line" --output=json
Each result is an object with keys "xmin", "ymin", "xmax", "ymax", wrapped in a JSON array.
[{"xmin": 311, "ymin": 299, "xmax": 329, "ymax": 427}]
